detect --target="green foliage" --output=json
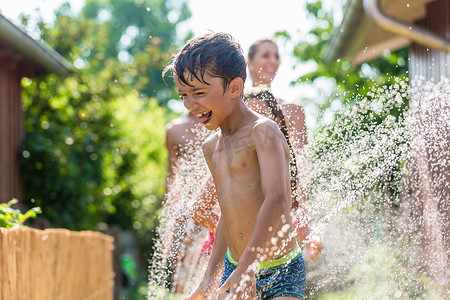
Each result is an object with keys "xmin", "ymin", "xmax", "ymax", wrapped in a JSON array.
[
  {"xmin": 345, "ymin": 244, "xmax": 439, "ymax": 299},
  {"xmin": 276, "ymin": 0, "xmax": 408, "ymax": 124},
  {"xmin": 105, "ymin": 93, "xmax": 167, "ymax": 245},
  {"xmin": 146, "ymin": 284, "xmax": 183, "ymax": 300},
  {"xmin": 0, "ymin": 199, "xmax": 41, "ymax": 228},
  {"xmin": 19, "ymin": 0, "xmax": 185, "ymax": 244},
  {"xmin": 306, "ymin": 245, "xmax": 433, "ymax": 299},
  {"xmin": 284, "ymin": 3, "xmax": 426, "ymax": 296},
  {"xmin": 307, "ymin": 78, "xmax": 411, "ymax": 224},
  {"xmin": 274, "ymin": 0, "xmax": 411, "ymax": 219},
  {"xmin": 78, "ymin": 0, "xmax": 191, "ymax": 103},
  {"xmin": 280, "ymin": 1, "xmax": 411, "ymax": 218},
  {"xmin": 21, "ymin": 70, "xmax": 120, "ymax": 229}
]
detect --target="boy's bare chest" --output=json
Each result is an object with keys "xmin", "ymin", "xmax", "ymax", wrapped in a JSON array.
[{"xmin": 209, "ymin": 130, "xmax": 256, "ymax": 175}]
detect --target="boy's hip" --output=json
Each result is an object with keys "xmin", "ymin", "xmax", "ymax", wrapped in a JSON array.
[
  {"xmin": 221, "ymin": 245, "xmax": 306, "ymax": 299},
  {"xmin": 226, "ymin": 243, "xmax": 302, "ymax": 269}
]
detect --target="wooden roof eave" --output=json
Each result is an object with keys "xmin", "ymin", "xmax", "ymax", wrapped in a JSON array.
[
  {"xmin": 0, "ymin": 14, "xmax": 72, "ymax": 77},
  {"xmin": 325, "ymin": 0, "xmax": 450, "ymax": 65},
  {"xmin": 325, "ymin": 0, "xmax": 371, "ymax": 64},
  {"xmin": 363, "ymin": 0, "xmax": 450, "ymax": 54}
]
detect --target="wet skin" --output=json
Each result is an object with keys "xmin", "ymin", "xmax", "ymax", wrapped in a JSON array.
[{"xmin": 176, "ymin": 72, "xmax": 297, "ymax": 261}]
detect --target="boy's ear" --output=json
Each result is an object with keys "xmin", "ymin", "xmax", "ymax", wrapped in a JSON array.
[{"xmin": 229, "ymin": 77, "xmax": 244, "ymax": 98}]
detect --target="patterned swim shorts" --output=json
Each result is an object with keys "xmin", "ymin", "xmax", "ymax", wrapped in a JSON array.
[{"xmin": 221, "ymin": 244, "xmax": 306, "ymax": 299}]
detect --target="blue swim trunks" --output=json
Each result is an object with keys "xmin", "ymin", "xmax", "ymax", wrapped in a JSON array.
[{"xmin": 221, "ymin": 244, "xmax": 306, "ymax": 299}]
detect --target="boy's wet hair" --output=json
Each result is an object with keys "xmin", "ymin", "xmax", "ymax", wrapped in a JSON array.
[{"xmin": 163, "ymin": 33, "xmax": 246, "ymax": 91}]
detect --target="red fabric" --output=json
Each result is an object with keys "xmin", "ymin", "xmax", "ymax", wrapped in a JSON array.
[{"xmin": 200, "ymin": 231, "xmax": 215, "ymax": 255}]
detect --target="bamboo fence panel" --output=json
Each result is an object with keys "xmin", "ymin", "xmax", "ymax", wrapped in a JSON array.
[{"xmin": 0, "ymin": 228, "xmax": 114, "ymax": 300}]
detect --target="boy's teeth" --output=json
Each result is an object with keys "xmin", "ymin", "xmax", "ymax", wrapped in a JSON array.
[{"xmin": 198, "ymin": 111, "xmax": 211, "ymax": 123}]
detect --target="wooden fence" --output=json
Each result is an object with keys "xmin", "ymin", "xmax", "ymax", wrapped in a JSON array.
[{"xmin": 0, "ymin": 228, "xmax": 114, "ymax": 300}]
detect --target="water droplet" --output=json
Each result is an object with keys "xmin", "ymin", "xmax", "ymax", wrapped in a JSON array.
[{"xmin": 65, "ymin": 137, "xmax": 74, "ymax": 145}]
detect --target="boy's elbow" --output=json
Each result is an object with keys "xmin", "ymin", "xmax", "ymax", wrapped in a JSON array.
[
  {"xmin": 278, "ymin": 197, "xmax": 289, "ymax": 212},
  {"xmin": 269, "ymin": 192, "xmax": 289, "ymax": 212}
]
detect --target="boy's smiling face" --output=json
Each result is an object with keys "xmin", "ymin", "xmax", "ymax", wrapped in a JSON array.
[{"xmin": 175, "ymin": 71, "xmax": 233, "ymax": 131}]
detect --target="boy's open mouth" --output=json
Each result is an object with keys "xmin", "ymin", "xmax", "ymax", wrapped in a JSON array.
[{"xmin": 197, "ymin": 110, "xmax": 212, "ymax": 124}]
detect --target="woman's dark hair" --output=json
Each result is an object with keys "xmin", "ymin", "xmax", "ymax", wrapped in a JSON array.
[
  {"xmin": 243, "ymin": 89, "xmax": 298, "ymax": 208},
  {"xmin": 163, "ymin": 33, "xmax": 246, "ymax": 91}
]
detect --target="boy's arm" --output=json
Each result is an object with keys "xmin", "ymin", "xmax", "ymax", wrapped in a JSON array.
[{"xmin": 217, "ymin": 121, "xmax": 294, "ymax": 294}]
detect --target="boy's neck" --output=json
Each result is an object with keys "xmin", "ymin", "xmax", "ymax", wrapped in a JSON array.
[{"xmin": 219, "ymin": 100, "xmax": 254, "ymax": 136}]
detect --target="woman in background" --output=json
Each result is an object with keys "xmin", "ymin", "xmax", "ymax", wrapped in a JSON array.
[{"xmin": 246, "ymin": 38, "xmax": 322, "ymax": 260}]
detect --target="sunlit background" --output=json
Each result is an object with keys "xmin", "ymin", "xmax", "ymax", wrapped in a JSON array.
[
  {"xmin": 1, "ymin": 0, "xmax": 342, "ymax": 130},
  {"xmin": 1, "ymin": 0, "xmax": 448, "ymax": 299}
]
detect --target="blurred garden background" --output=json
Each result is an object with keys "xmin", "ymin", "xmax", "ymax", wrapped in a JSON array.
[{"xmin": 1, "ymin": 0, "xmax": 448, "ymax": 299}]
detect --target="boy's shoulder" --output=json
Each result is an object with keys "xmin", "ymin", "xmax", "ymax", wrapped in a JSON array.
[
  {"xmin": 251, "ymin": 115, "xmax": 282, "ymax": 135},
  {"xmin": 201, "ymin": 117, "xmax": 282, "ymax": 152},
  {"xmin": 202, "ymin": 131, "xmax": 220, "ymax": 154},
  {"xmin": 249, "ymin": 116, "xmax": 286, "ymax": 149},
  {"xmin": 252, "ymin": 114, "xmax": 277, "ymax": 126}
]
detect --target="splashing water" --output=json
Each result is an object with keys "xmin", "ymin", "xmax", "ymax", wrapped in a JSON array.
[
  {"xmin": 304, "ymin": 77, "xmax": 449, "ymax": 299},
  {"xmin": 148, "ymin": 123, "xmax": 215, "ymax": 298},
  {"xmin": 147, "ymin": 77, "xmax": 449, "ymax": 299}
]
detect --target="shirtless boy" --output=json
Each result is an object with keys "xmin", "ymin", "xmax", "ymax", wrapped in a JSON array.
[{"xmin": 163, "ymin": 33, "xmax": 306, "ymax": 300}]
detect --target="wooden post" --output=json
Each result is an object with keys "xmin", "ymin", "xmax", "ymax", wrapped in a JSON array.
[{"xmin": 408, "ymin": 0, "xmax": 449, "ymax": 287}]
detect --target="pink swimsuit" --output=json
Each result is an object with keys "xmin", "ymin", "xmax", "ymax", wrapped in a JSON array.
[{"xmin": 200, "ymin": 231, "xmax": 215, "ymax": 255}]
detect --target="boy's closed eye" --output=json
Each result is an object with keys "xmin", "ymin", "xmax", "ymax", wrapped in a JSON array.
[{"xmin": 178, "ymin": 91, "xmax": 205, "ymax": 98}]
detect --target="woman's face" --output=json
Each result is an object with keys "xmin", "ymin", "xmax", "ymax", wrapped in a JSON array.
[{"xmin": 248, "ymin": 41, "xmax": 280, "ymax": 87}]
